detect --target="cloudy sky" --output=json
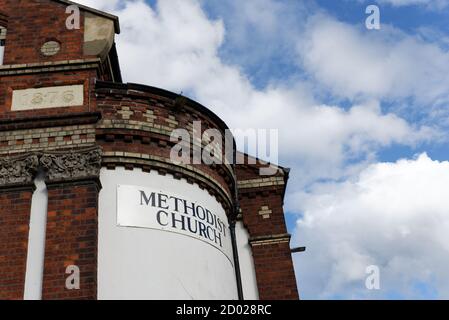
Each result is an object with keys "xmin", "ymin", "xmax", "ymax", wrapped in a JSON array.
[{"xmin": 77, "ymin": 0, "xmax": 449, "ymax": 299}]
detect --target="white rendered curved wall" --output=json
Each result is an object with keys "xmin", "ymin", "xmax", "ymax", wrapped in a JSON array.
[
  {"xmin": 236, "ymin": 221, "xmax": 259, "ymax": 300},
  {"xmin": 98, "ymin": 167, "xmax": 238, "ymax": 300}
]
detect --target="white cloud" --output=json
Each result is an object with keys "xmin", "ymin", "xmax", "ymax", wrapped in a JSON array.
[
  {"xmin": 291, "ymin": 153, "xmax": 449, "ymax": 299},
  {"xmin": 298, "ymin": 13, "xmax": 449, "ymax": 108}
]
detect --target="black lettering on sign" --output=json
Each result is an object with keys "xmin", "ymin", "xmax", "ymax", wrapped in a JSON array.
[
  {"xmin": 157, "ymin": 210, "xmax": 169, "ymax": 226},
  {"xmin": 140, "ymin": 191, "xmax": 156, "ymax": 206},
  {"xmin": 139, "ymin": 190, "xmax": 228, "ymax": 248}
]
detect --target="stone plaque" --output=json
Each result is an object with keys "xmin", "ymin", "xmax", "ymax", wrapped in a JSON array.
[{"xmin": 11, "ymin": 85, "xmax": 84, "ymax": 111}]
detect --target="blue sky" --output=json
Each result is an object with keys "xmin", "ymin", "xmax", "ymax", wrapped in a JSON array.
[
  {"xmin": 311, "ymin": 1, "xmax": 449, "ymax": 164},
  {"xmin": 80, "ymin": 0, "xmax": 449, "ymax": 299}
]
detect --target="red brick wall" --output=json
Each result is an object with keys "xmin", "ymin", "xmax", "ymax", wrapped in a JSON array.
[
  {"xmin": 0, "ymin": 0, "xmax": 102, "ymax": 115},
  {"xmin": 0, "ymin": 186, "xmax": 34, "ymax": 300},
  {"xmin": 251, "ymin": 242, "xmax": 298, "ymax": 300},
  {"xmin": 239, "ymin": 191, "xmax": 299, "ymax": 300},
  {"xmin": 42, "ymin": 181, "xmax": 99, "ymax": 300},
  {"xmin": 236, "ymin": 157, "xmax": 299, "ymax": 300},
  {"xmin": 239, "ymin": 192, "xmax": 289, "ymax": 237},
  {"xmin": 1, "ymin": 0, "xmax": 85, "ymax": 65}
]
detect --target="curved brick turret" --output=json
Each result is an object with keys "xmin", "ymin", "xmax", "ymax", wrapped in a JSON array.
[{"xmin": 95, "ymin": 81, "xmax": 236, "ymax": 214}]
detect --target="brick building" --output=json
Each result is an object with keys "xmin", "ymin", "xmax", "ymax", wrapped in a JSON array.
[{"xmin": 0, "ymin": 0, "xmax": 298, "ymax": 300}]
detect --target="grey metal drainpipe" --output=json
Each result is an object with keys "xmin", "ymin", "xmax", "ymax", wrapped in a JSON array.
[
  {"xmin": 230, "ymin": 216, "xmax": 244, "ymax": 300},
  {"xmin": 229, "ymin": 134, "xmax": 244, "ymax": 300}
]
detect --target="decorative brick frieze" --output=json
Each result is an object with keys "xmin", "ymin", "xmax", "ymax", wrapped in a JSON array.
[
  {"xmin": 165, "ymin": 115, "xmax": 179, "ymax": 128},
  {"xmin": 97, "ymin": 132, "xmax": 234, "ymax": 191},
  {"xmin": 143, "ymin": 109, "xmax": 157, "ymax": 123},
  {"xmin": 258, "ymin": 205, "xmax": 272, "ymax": 219},
  {"xmin": 96, "ymin": 81, "xmax": 227, "ymax": 146},
  {"xmin": 97, "ymin": 119, "xmax": 225, "ymax": 163},
  {"xmin": 117, "ymin": 107, "xmax": 134, "ymax": 120},
  {"xmin": 102, "ymin": 151, "xmax": 233, "ymax": 212},
  {"xmin": 98, "ymin": 119, "xmax": 173, "ymax": 137},
  {"xmin": 0, "ymin": 124, "xmax": 96, "ymax": 155}
]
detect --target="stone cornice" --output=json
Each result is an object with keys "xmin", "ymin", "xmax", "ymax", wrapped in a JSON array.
[
  {"xmin": 249, "ymin": 233, "xmax": 291, "ymax": 247},
  {"xmin": 0, "ymin": 111, "xmax": 101, "ymax": 132},
  {"xmin": 0, "ymin": 13, "xmax": 7, "ymax": 27},
  {"xmin": 0, "ymin": 59, "xmax": 101, "ymax": 76},
  {"xmin": 237, "ymin": 177, "xmax": 285, "ymax": 189}
]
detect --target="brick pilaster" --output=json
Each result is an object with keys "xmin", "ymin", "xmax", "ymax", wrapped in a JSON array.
[
  {"xmin": 239, "ymin": 189, "xmax": 299, "ymax": 300},
  {"xmin": 250, "ymin": 239, "xmax": 298, "ymax": 300},
  {"xmin": 42, "ymin": 180, "xmax": 99, "ymax": 300},
  {"xmin": 37, "ymin": 147, "xmax": 102, "ymax": 300},
  {"xmin": 0, "ymin": 153, "xmax": 38, "ymax": 300},
  {"xmin": 0, "ymin": 186, "xmax": 34, "ymax": 299}
]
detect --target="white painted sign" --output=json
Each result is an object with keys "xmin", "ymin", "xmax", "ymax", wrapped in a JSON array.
[
  {"xmin": 117, "ymin": 184, "xmax": 233, "ymax": 263},
  {"xmin": 11, "ymin": 84, "xmax": 84, "ymax": 111}
]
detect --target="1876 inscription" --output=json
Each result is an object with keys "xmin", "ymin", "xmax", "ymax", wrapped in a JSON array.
[{"xmin": 11, "ymin": 84, "xmax": 84, "ymax": 111}]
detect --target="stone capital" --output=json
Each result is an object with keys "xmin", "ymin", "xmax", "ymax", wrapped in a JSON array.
[
  {"xmin": 40, "ymin": 147, "xmax": 102, "ymax": 183},
  {"xmin": 0, "ymin": 147, "xmax": 102, "ymax": 187},
  {"xmin": 0, "ymin": 154, "xmax": 39, "ymax": 187}
]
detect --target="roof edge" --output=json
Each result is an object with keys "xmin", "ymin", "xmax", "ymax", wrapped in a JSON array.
[
  {"xmin": 94, "ymin": 81, "xmax": 230, "ymax": 132},
  {"xmin": 236, "ymin": 151, "xmax": 290, "ymax": 199},
  {"xmin": 55, "ymin": 0, "xmax": 120, "ymax": 34}
]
